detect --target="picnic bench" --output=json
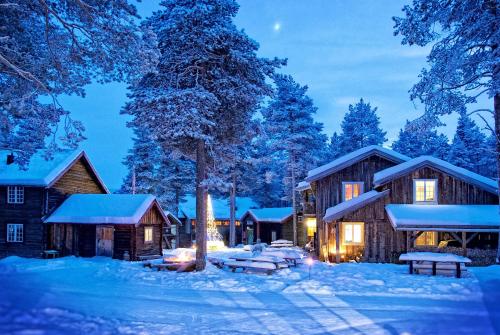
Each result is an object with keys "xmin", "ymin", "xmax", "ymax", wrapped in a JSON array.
[
  {"xmin": 229, "ymin": 255, "xmax": 288, "ymax": 269},
  {"xmin": 43, "ymin": 250, "xmax": 60, "ymax": 259},
  {"xmin": 223, "ymin": 260, "xmax": 278, "ymax": 275},
  {"xmin": 261, "ymin": 249, "xmax": 303, "ymax": 267},
  {"xmin": 399, "ymin": 252, "xmax": 471, "ymax": 278},
  {"xmin": 270, "ymin": 239, "xmax": 294, "ymax": 248}
]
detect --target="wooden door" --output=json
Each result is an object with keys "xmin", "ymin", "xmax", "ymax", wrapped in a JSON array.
[{"xmin": 96, "ymin": 226, "xmax": 114, "ymax": 257}]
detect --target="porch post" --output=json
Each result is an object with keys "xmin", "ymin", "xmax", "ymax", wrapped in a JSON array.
[
  {"xmin": 256, "ymin": 221, "xmax": 260, "ymax": 241},
  {"xmin": 462, "ymin": 231, "xmax": 467, "ymax": 256},
  {"xmin": 335, "ymin": 222, "xmax": 340, "ymax": 263}
]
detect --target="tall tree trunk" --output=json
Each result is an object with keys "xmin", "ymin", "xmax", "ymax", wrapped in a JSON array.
[
  {"xmin": 229, "ymin": 173, "xmax": 236, "ymax": 247},
  {"xmin": 195, "ymin": 140, "xmax": 207, "ymax": 271},
  {"xmin": 495, "ymin": 94, "xmax": 500, "ymax": 263},
  {"xmin": 291, "ymin": 153, "xmax": 297, "ymax": 246}
]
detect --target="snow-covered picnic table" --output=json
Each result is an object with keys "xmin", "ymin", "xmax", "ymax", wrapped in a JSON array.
[
  {"xmin": 261, "ymin": 248, "xmax": 304, "ymax": 266},
  {"xmin": 229, "ymin": 255, "xmax": 288, "ymax": 269},
  {"xmin": 399, "ymin": 252, "xmax": 471, "ymax": 278}
]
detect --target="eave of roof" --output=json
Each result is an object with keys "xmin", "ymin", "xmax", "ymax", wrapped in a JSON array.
[
  {"xmin": 306, "ymin": 146, "xmax": 410, "ymax": 183},
  {"xmin": 240, "ymin": 208, "xmax": 293, "ymax": 223},
  {"xmin": 374, "ymin": 156, "xmax": 498, "ymax": 195},
  {"xmin": 323, "ymin": 190, "xmax": 390, "ymax": 223}
]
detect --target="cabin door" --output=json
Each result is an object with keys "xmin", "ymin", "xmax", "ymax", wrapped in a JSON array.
[{"xmin": 96, "ymin": 226, "xmax": 114, "ymax": 257}]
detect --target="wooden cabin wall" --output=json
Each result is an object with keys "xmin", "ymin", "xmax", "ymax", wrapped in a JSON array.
[
  {"xmin": 378, "ymin": 166, "xmax": 498, "ymax": 205},
  {"xmin": 47, "ymin": 157, "xmax": 107, "ymax": 214},
  {"xmin": 135, "ymin": 204, "xmax": 164, "ymax": 259},
  {"xmin": 257, "ymin": 221, "xmax": 283, "ymax": 244},
  {"xmin": 0, "ymin": 186, "xmax": 46, "ymax": 258},
  {"xmin": 281, "ymin": 218, "xmax": 307, "ymax": 246},
  {"xmin": 314, "ymin": 155, "xmax": 402, "ymax": 260},
  {"xmin": 48, "ymin": 224, "xmax": 96, "ymax": 257},
  {"xmin": 114, "ymin": 225, "xmax": 134, "ymax": 260}
]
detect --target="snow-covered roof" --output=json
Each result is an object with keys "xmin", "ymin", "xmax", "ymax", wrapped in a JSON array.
[
  {"xmin": 386, "ymin": 204, "xmax": 500, "ymax": 232},
  {"xmin": 45, "ymin": 194, "xmax": 166, "ymax": 225},
  {"xmin": 241, "ymin": 207, "xmax": 293, "ymax": 223},
  {"xmin": 164, "ymin": 211, "xmax": 182, "ymax": 225},
  {"xmin": 178, "ymin": 195, "xmax": 257, "ymax": 220},
  {"xmin": 323, "ymin": 190, "xmax": 390, "ymax": 222},
  {"xmin": 306, "ymin": 146, "xmax": 410, "ymax": 183},
  {"xmin": 0, "ymin": 149, "xmax": 108, "ymax": 192},
  {"xmin": 295, "ymin": 181, "xmax": 311, "ymax": 191},
  {"xmin": 374, "ymin": 156, "xmax": 498, "ymax": 194}
]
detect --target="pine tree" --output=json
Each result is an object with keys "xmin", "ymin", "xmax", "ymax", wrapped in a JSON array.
[
  {"xmin": 392, "ymin": 121, "xmax": 449, "ymax": 159},
  {"xmin": 482, "ymin": 135, "xmax": 498, "ymax": 179},
  {"xmin": 123, "ymin": 0, "xmax": 283, "ymax": 270},
  {"xmin": 324, "ymin": 132, "xmax": 342, "ymax": 162},
  {"xmin": 262, "ymin": 74, "xmax": 327, "ymax": 244},
  {"xmin": 448, "ymin": 113, "xmax": 488, "ymax": 175},
  {"xmin": 338, "ymin": 98, "xmax": 387, "ymax": 155}
]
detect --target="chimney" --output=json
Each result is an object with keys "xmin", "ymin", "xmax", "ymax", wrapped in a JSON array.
[{"xmin": 6, "ymin": 153, "xmax": 14, "ymax": 165}]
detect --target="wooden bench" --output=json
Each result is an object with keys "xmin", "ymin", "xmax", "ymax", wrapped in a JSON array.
[
  {"xmin": 400, "ymin": 252, "xmax": 471, "ymax": 278},
  {"xmin": 229, "ymin": 255, "xmax": 288, "ymax": 269},
  {"xmin": 138, "ymin": 254, "xmax": 162, "ymax": 261},
  {"xmin": 43, "ymin": 250, "xmax": 60, "ymax": 259},
  {"xmin": 223, "ymin": 260, "xmax": 277, "ymax": 275},
  {"xmin": 261, "ymin": 250, "xmax": 303, "ymax": 267},
  {"xmin": 150, "ymin": 261, "xmax": 196, "ymax": 272}
]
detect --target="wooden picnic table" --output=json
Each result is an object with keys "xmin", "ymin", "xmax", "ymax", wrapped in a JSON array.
[
  {"xmin": 399, "ymin": 252, "xmax": 471, "ymax": 278},
  {"xmin": 223, "ymin": 260, "xmax": 277, "ymax": 275},
  {"xmin": 229, "ymin": 255, "xmax": 287, "ymax": 269},
  {"xmin": 43, "ymin": 250, "xmax": 60, "ymax": 259}
]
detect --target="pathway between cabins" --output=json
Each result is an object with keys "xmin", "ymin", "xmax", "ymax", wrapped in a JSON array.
[{"xmin": 0, "ymin": 256, "xmax": 498, "ymax": 335}]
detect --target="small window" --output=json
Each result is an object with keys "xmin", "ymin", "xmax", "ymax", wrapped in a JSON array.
[
  {"xmin": 144, "ymin": 227, "xmax": 153, "ymax": 243},
  {"xmin": 343, "ymin": 222, "xmax": 364, "ymax": 245},
  {"xmin": 415, "ymin": 231, "xmax": 438, "ymax": 246},
  {"xmin": 7, "ymin": 224, "xmax": 23, "ymax": 242},
  {"xmin": 414, "ymin": 179, "xmax": 437, "ymax": 204},
  {"xmin": 342, "ymin": 182, "xmax": 364, "ymax": 202},
  {"xmin": 7, "ymin": 186, "xmax": 24, "ymax": 204}
]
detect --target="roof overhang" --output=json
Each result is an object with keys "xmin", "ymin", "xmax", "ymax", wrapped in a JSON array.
[
  {"xmin": 386, "ymin": 204, "xmax": 500, "ymax": 232},
  {"xmin": 323, "ymin": 190, "xmax": 390, "ymax": 222}
]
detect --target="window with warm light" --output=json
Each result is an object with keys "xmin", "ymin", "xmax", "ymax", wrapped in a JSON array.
[
  {"xmin": 343, "ymin": 222, "xmax": 364, "ymax": 245},
  {"xmin": 413, "ymin": 179, "xmax": 437, "ymax": 204},
  {"xmin": 342, "ymin": 182, "xmax": 363, "ymax": 201},
  {"xmin": 305, "ymin": 218, "xmax": 317, "ymax": 238},
  {"xmin": 415, "ymin": 231, "xmax": 437, "ymax": 246},
  {"xmin": 144, "ymin": 227, "xmax": 153, "ymax": 243}
]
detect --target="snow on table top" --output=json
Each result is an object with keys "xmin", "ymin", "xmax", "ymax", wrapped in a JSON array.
[
  {"xmin": 306, "ymin": 145, "xmax": 409, "ymax": 182},
  {"xmin": 386, "ymin": 204, "xmax": 500, "ymax": 230},
  {"xmin": 323, "ymin": 190, "xmax": 390, "ymax": 222},
  {"xmin": 223, "ymin": 260, "xmax": 277, "ymax": 270},
  {"xmin": 44, "ymin": 194, "xmax": 159, "ymax": 224},
  {"xmin": 178, "ymin": 194, "xmax": 257, "ymax": 220},
  {"xmin": 241, "ymin": 207, "xmax": 293, "ymax": 223},
  {"xmin": 374, "ymin": 156, "xmax": 498, "ymax": 193},
  {"xmin": 399, "ymin": 252, "xmax": 472, "ymax": 263}
]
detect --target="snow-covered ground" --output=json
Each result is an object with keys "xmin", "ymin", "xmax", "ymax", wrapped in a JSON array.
[{"xmin": 0, "ymin": 248, "xmax": 499, "ymax": 335}]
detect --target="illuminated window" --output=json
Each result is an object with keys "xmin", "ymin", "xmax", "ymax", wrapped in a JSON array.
[
  {"xmin": 144, "ymin": 227, "xmax": 153, "ymax": 243},
  {"xmin": 306, "ymin": 218, "xmax": 317, "ymax": 238},
  {"xmin": 7, "ymin": 224, "xmax": 23, "ymax": 242},
  {"xmin": 415, "ymin": 231, "xmax": 437, "ymax": 246},
  {"xmin": 413, "ymin": 179, "xmax": 437, "ymax": 204},
  {"xmin": 7, "ymin": 186, "xmax": 24, "ymax": 204},
  {"xmin": 343, "ymin": 222, "xmax": 364, "ymax": 245},
  {"xmin": 342, "ymin": 182, "xmax": 364, "ymax": 201}
]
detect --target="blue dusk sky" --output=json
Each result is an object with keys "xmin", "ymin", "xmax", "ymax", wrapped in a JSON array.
[{"xmin": 58, "ymin": 0, "xmax": 489, "ymax": 191}]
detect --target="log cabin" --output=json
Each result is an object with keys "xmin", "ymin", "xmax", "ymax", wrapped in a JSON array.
[
  {"xmin": 0, "ymin": 150, "xmax": 168, "ymax": 260},
  {"xmin": 302, "ymin": 145, "xmax": 500, "ymax": 265},
  {"xmin": 240, "ymin": 208, "xmax": 293, "ymax": 245}
]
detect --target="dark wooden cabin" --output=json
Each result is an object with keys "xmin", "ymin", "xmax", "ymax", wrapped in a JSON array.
[
  {"xmin": 303, "ymin": 146, "xmax": 500, "ymax": 265},
  {"xmin": 45, "ymin": 194, "xmax": 168, "ymax": 260},
  {"xmin": 0, "ymin": 150, "xmax": 108, "ymax": 258},
  {"xmin": 240, "ymin": 208, "xmax": 293, "ymax": 245}
]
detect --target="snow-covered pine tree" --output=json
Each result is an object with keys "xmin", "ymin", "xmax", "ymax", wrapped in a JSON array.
[
  {"xmin": 482, "ymin": 135, "xmax": 498, "ymax": 179},
  {"xmin": 324, "ymin": 132, "xmax": 342, "ymax": 162},
  {"xmin": 1, "ymin": 1, "xmax": 156, "ymax": 165},
  {"xmin": 123, "ymin": 0, "xmax": 283, "ymax": 270},
  {"xmin": 262, "ymin": 74, "xmax": 327, "ymax": 245},
  {"xmin": 448, "ymin": 113, "xmax": 488, "ymax": 175},
  {"xmin": 338, "ymin": 98, "xmax": 387, "ymax": 155},
  {"xmin": 392, "ymin": 121, "xmax": 449, "ymax": 159}
]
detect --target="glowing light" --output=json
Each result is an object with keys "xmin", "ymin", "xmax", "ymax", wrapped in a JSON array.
[
  {"xmin": 207, "ymin": 194, "xmax": 226, "ymax": 250},
  {"xmin": 306, "ymin": 257, "xmax": 314, "ymax": 266},
  {"xmin": 273, "ymin": 22, "xmax": 281, "ymax": 31}
]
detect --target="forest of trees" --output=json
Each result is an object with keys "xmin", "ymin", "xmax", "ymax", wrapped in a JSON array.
[{"xmin": 2, "ymin": 0, "xmax": 497, "ymax": 269}]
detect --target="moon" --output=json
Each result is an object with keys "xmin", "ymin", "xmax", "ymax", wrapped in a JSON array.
[{"xmin": 273, "ymin": 22, "xmax": 281, "ymax": 32}]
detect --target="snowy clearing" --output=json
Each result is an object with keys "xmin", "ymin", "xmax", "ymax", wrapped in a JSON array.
[{"xmin": 0, "ymin": 249, "xmax": 499, "ymax": 335}]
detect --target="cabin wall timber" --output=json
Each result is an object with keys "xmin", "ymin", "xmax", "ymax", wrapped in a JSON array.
[
  {"xmin": 282, "ymin": 217, "xmax": 307, "ymax": 246},
  {"xmin": 313, "ymin": 155, "xmax": 402, "ymax": 260}
]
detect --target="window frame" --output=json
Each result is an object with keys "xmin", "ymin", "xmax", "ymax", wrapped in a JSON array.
[
  {"xmin": 413, "ymin": 179, "xmax": 438, "ymax": 204},
  {"xmin": 144, "ymin": 226, "xmax": 154, "ymax": 243},
  {"xmin": 7, "ymin": 186, "xmax": 24, "ymax": 204},
  {"xmin": 342, "ymin": 222, "xmax": 364, "ymax": 246},
  {"xmin": 342, "ymin": 181, "xmax": 364, "ymax": 202},
  {"xmin": 415, "ymin": 231, "xmax": 438, "ymax": 246},
  {"xmin": 7, "ymin": 224, "xmax": 23, "ymax": 243}
]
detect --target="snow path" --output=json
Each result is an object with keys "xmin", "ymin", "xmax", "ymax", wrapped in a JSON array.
[{"xmin": 0, "ymin": 256, "xmax": 498, "ymax": 334}]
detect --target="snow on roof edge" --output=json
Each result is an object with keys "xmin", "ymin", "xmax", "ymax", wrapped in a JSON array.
[
  {"xmin": 323, "ymin": 190, "xmax": 390, "ymax": 223},
  {"xmin": 295, "ymin": 181, "xmax": 311, "ymax": 191},
  {"xmin": 306, "ymin": 146, "xmax": 410, "ymax": 183},
  {"xmin": 240, "ymin": 207, "xmax": 293, "ymax": 223},
  {"xmin": 374, "ymin": 156, "xmax": 498, "ymax": 194}
]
